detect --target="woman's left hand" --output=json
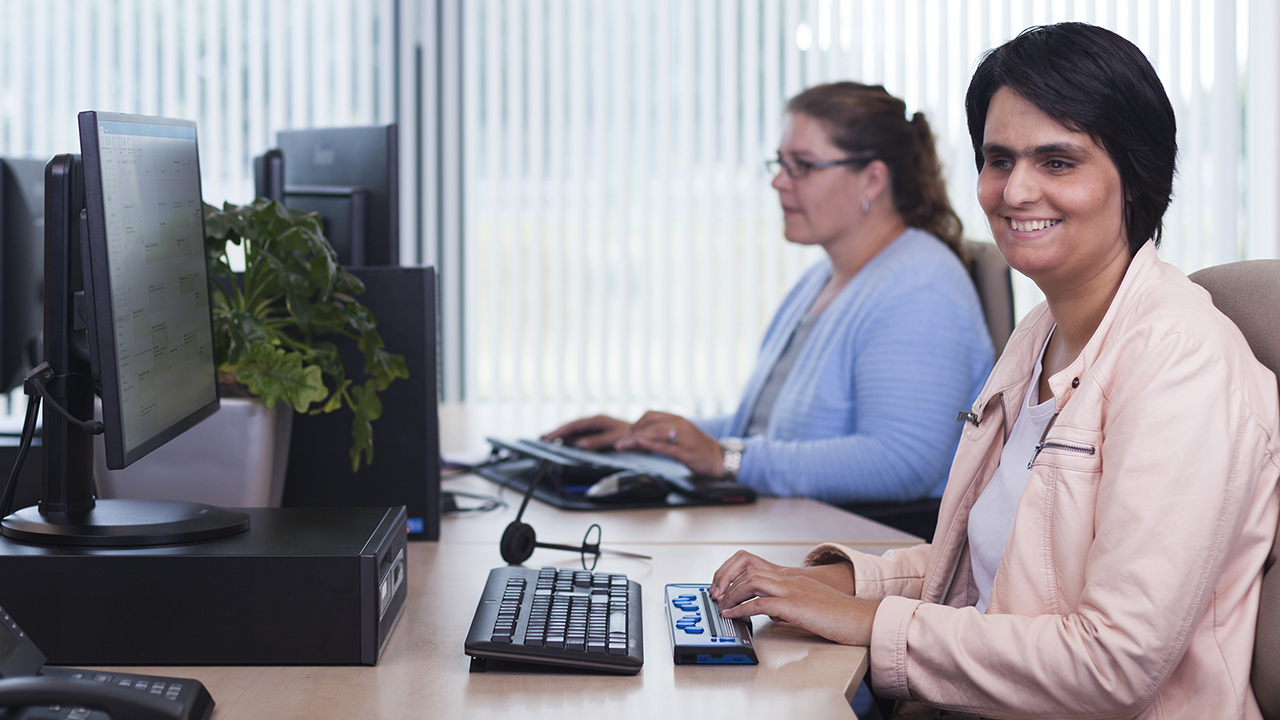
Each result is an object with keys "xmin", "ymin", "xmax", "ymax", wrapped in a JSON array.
[
  {"xmin": 614, "ymin": 411, "xmax": 725, "ymax": 477},
  {"xmin": 716, "ymin": 565, "xmax": 880, "ymax": 646}
]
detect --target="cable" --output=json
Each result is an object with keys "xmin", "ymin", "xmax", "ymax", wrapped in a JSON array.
[
  {"xmin": 511, "ymin": 459, "xmax": 551, "ymax": 526},
  {"xmin": 24, "ymin": 363, "xmax": 103, "ymax": 436},
  {"xmin": 2, "ymin": 362, "xmax": 108, "ymax": 518},
  {"xmin": 0, "ymin": 393, "xmax": 41, "ymax": 519},
  {"xmin": 441, "ymin": 490, "xmax": 506, "ymax": 515},
  {"xmin": 440, "ymin": 453, "xmax": 510, "ymax": 478}
]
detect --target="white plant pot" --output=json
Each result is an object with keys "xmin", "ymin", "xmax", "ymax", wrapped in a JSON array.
[{"xmin": 94, "ymin": 397, "xmax": 294, "ymax": 508}]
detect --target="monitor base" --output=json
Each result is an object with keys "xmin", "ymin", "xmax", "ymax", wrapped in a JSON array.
[{"xmin": 0, "ymin": 499, "xmax": 249, "ymax": 547}]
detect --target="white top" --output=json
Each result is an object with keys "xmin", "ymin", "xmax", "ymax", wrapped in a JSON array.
[{"xmin": 969, "ymin": 331, "xmax": 1056, "ymax": 613}]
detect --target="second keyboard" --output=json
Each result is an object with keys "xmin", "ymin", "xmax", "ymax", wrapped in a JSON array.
[{"xmin": 464, "ymin": 566, "xmax": 644, "ymax": 675}]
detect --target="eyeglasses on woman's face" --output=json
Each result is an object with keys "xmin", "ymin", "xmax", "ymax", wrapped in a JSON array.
[{"xmin": 764, "ymin": 153, "xmax": 872, "ymax": 180}]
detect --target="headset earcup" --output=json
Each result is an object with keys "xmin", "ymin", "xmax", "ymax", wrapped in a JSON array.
[{"xmin": 499, "ymin": 521, "xmax": 537, "ymax": 564}]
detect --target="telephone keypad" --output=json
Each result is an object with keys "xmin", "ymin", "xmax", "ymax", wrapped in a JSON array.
[{"xmin": 41, "ymin": 666, "xmax": 199, "ymax": 711}]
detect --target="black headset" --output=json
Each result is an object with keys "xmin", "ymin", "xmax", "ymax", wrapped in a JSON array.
[{"xmin": 498, "ymin": 460, "xmax": 649, "ymax": 569}]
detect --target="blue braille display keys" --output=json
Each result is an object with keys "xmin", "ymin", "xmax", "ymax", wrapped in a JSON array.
[{"xmin": 664, "ymin": 584, "xmax": 758, "ymax": 665}]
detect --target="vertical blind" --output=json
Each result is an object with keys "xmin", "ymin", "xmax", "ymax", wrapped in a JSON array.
[
  {"xmin": 460, "ymin": 0, "xmax": 1273, "ymax": 434},
  {"xmin": 0, "ymin": 0, "xmax": 402, "ymax": 422},
  {"xmin": 0, "ymin": 0, "xmax": 397, "ymax": 213},
  {"xmin": 1, "ymin": 1, "xmax": 1276, "ymax": 439}
]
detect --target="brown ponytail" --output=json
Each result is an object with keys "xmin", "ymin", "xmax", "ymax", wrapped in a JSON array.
[{"xmin": 786, "ymin": 82, "xmax": 967, "ymax": 265}]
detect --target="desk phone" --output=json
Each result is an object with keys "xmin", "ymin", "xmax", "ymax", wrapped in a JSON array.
[{"xmin": 0, "ymin": 605, "xmax": 213, "ymax": 720}]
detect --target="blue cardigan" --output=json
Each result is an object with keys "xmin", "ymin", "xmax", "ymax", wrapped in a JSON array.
[{"xmin": 694, "ymin": 228, "xmax": 994, "ymax": 505}]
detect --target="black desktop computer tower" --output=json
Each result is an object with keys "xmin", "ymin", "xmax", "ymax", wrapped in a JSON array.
[
  {"xmin": 0, "ymin": 506, "xmax": 408, "ymax": 666},
  {"xmin": 284, "ymin": 266, "xmax": 441, "ymax": 540}
]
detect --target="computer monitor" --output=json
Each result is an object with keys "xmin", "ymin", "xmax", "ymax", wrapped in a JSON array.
[
  {"xmin": 272, "ymin": 124, "xmax": 399, "ymax": 266},
  {"xmin": 281, "ymin": 185, "xmax": 367, "ymax": 266},
  {"xmin": 0, "ymin": 159, "xmax": 49, "ymax": 393},
  {"xmin": 253, "ymin": 146, "xmax": 370, "ymax": 266},
  {"xmin": 0, "ymin": 112, "xmax": 249, "ymax": 546},
  {"xmin": 252, "ymin": 148, "xmax": 284, "ymax": 203}
]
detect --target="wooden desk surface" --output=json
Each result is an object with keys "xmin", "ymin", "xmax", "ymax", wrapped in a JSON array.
[
  {"xmin": 73, "ymin": 478, "xmax": 921, "ymax": 718},
  {"xmin": 442, "ymin": 474, "xmax": 921, "ymax": 548},
  {"xmin": 102, "ymin": 542, "xmax": 905, "ymax": 719}
]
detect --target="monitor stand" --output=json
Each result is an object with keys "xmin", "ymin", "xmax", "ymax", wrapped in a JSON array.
[{"xmin": 1, "ymin": 499, "xmax": 249, "ymax": 546}]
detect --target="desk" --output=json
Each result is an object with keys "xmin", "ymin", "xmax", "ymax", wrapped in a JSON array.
[
  {"xmin": 442, "ymin": 473, "xmax": 921, "ymax": 548},
  {"xmin": 80, "ymin": 483, "xmax": 920, "ymax": 718}
]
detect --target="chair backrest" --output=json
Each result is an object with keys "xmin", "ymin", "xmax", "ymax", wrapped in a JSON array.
[
  {"xmin": 962, "ymin": 240, "xmax": 1016, "ymax": 358},
  {"xmin": 1187, "ymin": 259, "xmax": 1280, "ymax": 719}
]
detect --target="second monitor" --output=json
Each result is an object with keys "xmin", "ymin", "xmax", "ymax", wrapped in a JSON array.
[
  {"xmin": 0, "ymin": 158, "xmax": 47, "ymax": 394},
  {"xmin": 258, "ymin": 124, "xmax": 399, "ymax": 267}
]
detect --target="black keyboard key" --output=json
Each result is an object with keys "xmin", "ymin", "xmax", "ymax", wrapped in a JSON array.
[{"xmin": 609, "ymin": 610, "xmax": 628, "ymax": 636}]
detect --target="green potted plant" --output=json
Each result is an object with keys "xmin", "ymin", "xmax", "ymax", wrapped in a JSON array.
[
  {"xmin": 202, "ymin": 198, "xmax": 409, "ymax": 471},
  {"xmin": 95, "ymin": 199, "xmax": 408, "ymax": 507}
]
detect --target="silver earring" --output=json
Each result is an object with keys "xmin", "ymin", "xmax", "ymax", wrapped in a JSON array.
[{"xmin": 861, "ymin": 199, "xmax": 871, "ymax": 213}]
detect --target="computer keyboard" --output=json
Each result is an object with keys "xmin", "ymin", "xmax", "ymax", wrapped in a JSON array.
[
  {"xmin": 464, "ymin": 566, "xmax": 644, "ymax": 675},
  {"xmin": 500, "ymin": 437, "xmax": 697, "ymax": 492}
]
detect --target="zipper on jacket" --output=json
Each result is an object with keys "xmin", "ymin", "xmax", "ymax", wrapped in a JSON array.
[
  {"xmin": 957, "ymin": 390, "xmax": 1008, "ymax": 434},
  {"xmin": 1027, "ymin": 438, "xmax": 1097, "ymax": 469},
  {"xmin": 1026, "ymin": 412, "xmax": 1065, "ymax": 469},
  {"xmin": 940, "ymin": 392, "xmax": 1006, "ymax": 604},
  {"xmin": 1039, "ymin": 440, "xmax": 1096, "ymax": 456},
  {"xmin": 998, "ymin": 392, "xmax": 1009, "ymax": 444}
]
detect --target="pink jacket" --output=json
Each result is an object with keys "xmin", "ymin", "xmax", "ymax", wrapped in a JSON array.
[{"xmin": 806, "ymin": 242, "xmax": 1280, "ymax": 718}]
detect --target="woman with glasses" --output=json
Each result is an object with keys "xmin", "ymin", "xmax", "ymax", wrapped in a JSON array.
[
  {"xmin": 711, "ymin": 24, "xmax": 1280, "ymax": 718},
  {"xmin": 547, "ymin": 82, "xmax": 994, "ymax": 520}
]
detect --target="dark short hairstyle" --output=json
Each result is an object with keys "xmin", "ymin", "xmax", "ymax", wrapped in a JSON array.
[{"xmin": 965, "ymin": 23, "xmax": 1177, "ymax": 254}]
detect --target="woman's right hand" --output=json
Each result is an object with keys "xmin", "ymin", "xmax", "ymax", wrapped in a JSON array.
[
  {"xmin": 542, "ymin": 415, "xmax": 632, "ymax": 450},
  {"xmin": 710, "ymin": 550, "xmax": 873, "ymax": 646},
  {"xmin": 710, "ymin": 550, "xmax": 856, "ymax": 601}
]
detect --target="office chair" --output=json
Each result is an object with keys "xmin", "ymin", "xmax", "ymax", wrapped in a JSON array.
[
  {"xmin": 1187, "ymin": 259, "xmax": 1280, "ymax": 719},
  {"xmin": 963, "ymin": 239, "xmax": 1016, "ymax": 358},
  {"xmin": 842, "ymin": 242, "xmax": 1017, "ymax": 542}
]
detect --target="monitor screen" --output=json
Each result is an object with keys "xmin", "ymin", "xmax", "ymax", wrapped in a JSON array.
[
  {"xmin": 79, "ymin": 114, "xmax": 219, "ymax": 470},
  {"xmin": 0, "ymin": 158, "xmax": 47, "ymax": 394}
]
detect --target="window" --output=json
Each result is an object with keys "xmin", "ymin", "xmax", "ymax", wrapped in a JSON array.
[
  {"xmin": 2, "ymin": 0, "xmax": 1275, "ymax": 439},
  {"xmin": 452, "ymin": 0, "xmax": 1276, "ymax": 436}
]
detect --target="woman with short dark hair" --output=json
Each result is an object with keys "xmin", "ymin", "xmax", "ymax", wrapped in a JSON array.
[
  {"xmin": 963, "ymin": 20, "xmax": 1177, "ymax": 256},
  {"xmin": 711, "ymin": 23, "xmax": 1280, "ymax": 718}
]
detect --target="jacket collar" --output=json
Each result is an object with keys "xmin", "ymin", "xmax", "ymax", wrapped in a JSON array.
[
  {"xmin": 1046, "ymin": 240, "xmax": 1162, "ymax": 408},
  {"xmin": 976, "ymin": 240, "xmax": 1162, "ymax": 418}
]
